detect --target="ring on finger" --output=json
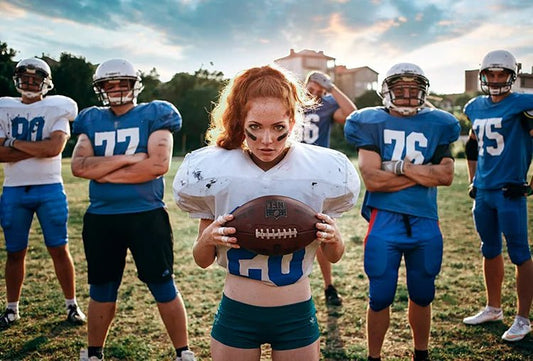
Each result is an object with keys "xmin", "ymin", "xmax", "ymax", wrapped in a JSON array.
[
  {"xmin": 216, "ymin": 215, "xmax": 225, "ymax": 224},
  {"xmin": 221, "ymin": 236, "xmax": 229, "ymax": 243},
  {"xmin": 218, "ymin": 227, "xmax": 225, "ymax": 235}
]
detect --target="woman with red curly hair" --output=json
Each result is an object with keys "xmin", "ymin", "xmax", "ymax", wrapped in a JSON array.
[{"xmin": 173, "ymin": 64, "xmax": 360, "ymax": 361}]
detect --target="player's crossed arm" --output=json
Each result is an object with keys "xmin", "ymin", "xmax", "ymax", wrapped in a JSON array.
[
  {"xmin": 96, "ymin": 129, "xmax": 171, "ymax": 184},
  {"xmin": 358, "ymin": 148, "xmax": 416, "ymax": 192},
  {"xmin": 71, "ymin": 133, "xmax": 146, "ymax": 180}
]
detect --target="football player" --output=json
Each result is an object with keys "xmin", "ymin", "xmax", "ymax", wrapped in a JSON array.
[
  {"xmin": 71, "ymin": 59, "xmax": 195, "ymax": 361},
  {"xmin": 344, "ymin": 63, "xmax": 460, "ymax": 361},
  {"xmin": 300, "ymin": 70, "xmax": 357, "ymax": 306},
  {"xmin": 173, "ymin": 64, "xmax": 360, "ymax": 361},
  {"xmin": 462, "ymin": 50, "xmax": 533, "ymax": 342},
  {"xmin": 0, "ymin": 58, "xmax": 86, "ymax": 329}
]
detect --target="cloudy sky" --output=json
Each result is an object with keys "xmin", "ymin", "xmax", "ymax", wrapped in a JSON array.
[{"xmin": 1, "ymin": 0, "xmax": 532, "ymax": 94}]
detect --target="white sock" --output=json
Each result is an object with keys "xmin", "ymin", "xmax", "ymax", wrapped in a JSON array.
[
  {"xmin": 65, "ymin": 298, "xmax": 77, "ymax": 309},
  {"xmin": 7, "ymin": 301, "xmax": 19, "ymax": 314},
  {"xmin": 516, "ymin": 315, "xmax": 530, "ymax": 325},
  {"xmin": 486, "ymin": 305, "xmax": 501, "ymax": 312}
]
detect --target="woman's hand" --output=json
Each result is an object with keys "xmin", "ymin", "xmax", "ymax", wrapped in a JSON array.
[
  {"xmin": 314, "ymin": 213, "xmax": 344, "ymax": 263},
  {"xmin": 314, "ymin": 213, "xmax": 341, "ymax": 245},
  {"xmin": 201, "ymin": 214, "xmax": 239, "ymax": 249}
]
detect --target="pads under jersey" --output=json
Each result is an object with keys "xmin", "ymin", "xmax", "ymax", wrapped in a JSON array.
[
  {"xmin": 464, "ymin": 93, "xmax": 533, "ymax": 189},
  {"xmin": 345, "ymin": 107, "xmax": 460, "ymax": 220},
  {"xmin": 0, "ymin": 95, "xmax": 75, "ymax": 186},
  {"xmin": 173, "ymin": 142, "xmax": 360, "ymax": 286},
  {"xmin": 73, "ymin": 100, "xmax": 182, "ymax": 214},
  {"xmin": 300, "ymin": 95, "xmax": 340, "ymax": 147}
]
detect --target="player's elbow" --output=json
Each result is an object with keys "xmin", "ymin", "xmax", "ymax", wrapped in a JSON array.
[
  {"xmin": 42, "ymin": 147, "xmax": 64, "ymax": 158},
  {"xmin": 440, "ymin": 172, "xmax": 454, "ymax": 186},
  {"xmin": 151, "ymin": 163, "xmax": 170, "ymax": 178},
  {"xmin": 363, "ymin": 180, "xmax": 383, "ymax": 192},
  {"xmin": 437, "ymin": 161, "xmax": 455, "ymax": 186},
  {"xmin": 71, "ymin": 158, "xmax": 88, "ymax": 178},
  {"xmin": 193, "ymin": 255, "xmax": 214, "ymax": 269}
]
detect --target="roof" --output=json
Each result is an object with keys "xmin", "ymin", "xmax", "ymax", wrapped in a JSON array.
[
  {"xmin": 335, "ymin": 65, "xmax": 378, "ymax": 75},
  {"xmin": 275, "ymin": 48, "xmax": 335, "ymax": 62}
]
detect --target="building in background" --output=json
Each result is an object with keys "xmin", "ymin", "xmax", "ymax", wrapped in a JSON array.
[
  {"xmin": 465, "ymin": 66, "xmax": 533, "ymax": 94},
  {"xmin": 274, "ymin": 49, "xmax": 336, "ymax": 79},
  {"xmin": 334, "ymin": 65, "xmax": 378, "ymax": 99},
  {"xmin": 274, "ymin": 49, "xmax": 378, "ymax": 100}
]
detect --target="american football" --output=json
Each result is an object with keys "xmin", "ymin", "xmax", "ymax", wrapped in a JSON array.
[{"xmin": 225, "ymin": 195, "xmax": 319, "ymax": 256}]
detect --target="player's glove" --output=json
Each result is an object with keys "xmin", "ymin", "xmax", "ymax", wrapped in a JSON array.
[
  {"xmin": 381, "ymin": 160, "xmax": 404, "ymax": 175},
  {"xmin": 2, "ymin": 138, "xmax": 16, "ymax": 148},
  {"xmin": 502, "ymin": 183, "xmax": 533, "ymax": 199},
  {"xmin": 468, "ymin": 183, "xmax": 477, "ymax": 199},
  {"xmin": 308, "ymin": 72, "xmax": 334, "ymax": 91}
]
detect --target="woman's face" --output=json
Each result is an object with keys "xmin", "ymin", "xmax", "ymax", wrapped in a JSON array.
[{"xmin": 244, "ymin": 97, "xmax": 293, "ymax": 170}]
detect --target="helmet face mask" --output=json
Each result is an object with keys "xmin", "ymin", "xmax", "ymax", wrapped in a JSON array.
[
  {"xmin": 479, "ymin": 50, "xmax": 517, "ymax": 96},
  {"xmin": 380, "ymin": 63, "xmax": 429, "ymax": 116},
  {"xmin": 93, "ymin": 59, "xmax": 144, "ymax": 106},
  {"xmin": 13, "ymin": 58, "xmax": 54, "ymax": 98}
]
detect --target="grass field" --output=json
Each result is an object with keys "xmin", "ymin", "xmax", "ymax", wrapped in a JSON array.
[{"xmin": 0, "ymin": 158, "xmax": 532, "ymax": 361}]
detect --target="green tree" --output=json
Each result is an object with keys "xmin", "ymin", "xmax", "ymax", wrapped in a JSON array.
[
  {"xmin": 355, "ymin": 89, "xmax": 382, "ymax": 108},
  {"xmin": 155, "ymin": 68, "xmax": 225, "ymax": 154},
  {"xmin": 138, "ymin": 67, "xmax": 162, "ymax": 102},
  {"xmin": 51, "ymin": 53, "xmax": 97, "ymax": 110},
  {"xmin": 0, "ymin": 41, "xmax": 18, "ymax": 96}
]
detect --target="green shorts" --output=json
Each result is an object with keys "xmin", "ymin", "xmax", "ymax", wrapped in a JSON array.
[{"xmin": 211, "ymin": 294, "xmax": 320, "ymax": 350}]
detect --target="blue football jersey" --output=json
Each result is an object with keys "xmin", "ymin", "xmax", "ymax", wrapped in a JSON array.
[
  {"xmin": 464, "ymin": 93, "xmax": 533, "ymax": 189},
  {"xmin": 73, "ymin": 100, "xmax": 182, "ymax": 214},
  {"xmin": 301, "ymin": 94, "xmax": 340, "ymax": 147},
  {"xmin": 345, "ymin": 107, "xmax": 460, "ymax": 220}
]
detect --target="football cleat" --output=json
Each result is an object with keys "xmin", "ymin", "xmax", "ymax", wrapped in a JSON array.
[
  {"xmin": 463, "ymin": 306, "xmax": 503, "ymax": 325},
  {"xmin": 79, "ymin": 349, "xmax": 103, "ymax": 361},
  {"xmin": 67, "ymin": 304, "xmax": 87, "ymax": 324},
  {"xmin": 0, "ymin": 308, "xmax": 20, "ymax": 329},
  {"xmin": 325, "ymin": 285, "xmax": 342, "ymax": 306},
  {"xmin": 176, "ymin": 350, "xmax": 196, "ymax": 361},
  {"xmin": 502, "ymin": 316, "xmax": 531, "ymax": 342}
]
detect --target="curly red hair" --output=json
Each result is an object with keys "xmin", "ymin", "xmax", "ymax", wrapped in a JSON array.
[{"xmin": 206, "ymin": 65, "xmax": 312, "ymax": 149}]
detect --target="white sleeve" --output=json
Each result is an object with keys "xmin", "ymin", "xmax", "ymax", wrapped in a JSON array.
[
  {"xmin": 322, "ymin": 154, "xmax": 360, "ymax": 218},
  {"xmin": 173, "ymin": 153, "xmax": 216, "ymax": 219},
  {"xmin": 50, "ymin": 96, "xmax": 77, "ymax": 136}
]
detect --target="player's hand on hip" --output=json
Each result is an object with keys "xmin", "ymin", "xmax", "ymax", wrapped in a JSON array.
[{"xmin": 468, "ymin": 183, "xmax": 477, "ymax": 199}]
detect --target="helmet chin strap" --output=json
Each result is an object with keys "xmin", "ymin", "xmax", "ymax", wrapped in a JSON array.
[
  {"xmin": 390, "ymin": 104, "xmax": 418, "ymax": 116},
  {"xmin": 105, "ymin": 89, "xmax": 135, "ymax": 106},
  {"xmin": 488, "ymin": 85, "xmax": 511, "ymax": 96},
  {"xmin": 108, "ymin": 95, "xmax": 134, "ymax": 105},
  {"xmin": 19, "ymin": 90, "xmax": 42, "ymax": 98}
]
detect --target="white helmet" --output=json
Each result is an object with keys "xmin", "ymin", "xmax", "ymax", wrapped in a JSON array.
[
  {"xmin": 93, "ymin": 59, "xmax": 144, "ymax": 106},
  {"xmin": 13, "ymin": 58, "xmax": 54, "ymax": 98},
  {"xmin": 380, "ymin": 62, "xmax": 429, "ymax": 116},
  {"xmin": 479, "ymin": 50, "xmax": 518, "ymax": 95}
]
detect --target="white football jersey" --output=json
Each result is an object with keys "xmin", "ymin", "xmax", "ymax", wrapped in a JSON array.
[
  {"xmin": 0, "ymin": 95, "xmax": 76, "ymax": 186},
  {"xmin": 173, "ymin": 142, "xmax": 360, "ymax": 286}
]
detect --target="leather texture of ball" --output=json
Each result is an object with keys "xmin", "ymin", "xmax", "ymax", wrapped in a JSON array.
[{"xmin": 225, "ymin": 195, "xmax": 318, "ymax": 255}]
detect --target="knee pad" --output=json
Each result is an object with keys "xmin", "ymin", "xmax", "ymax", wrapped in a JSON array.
[
  {"xmin": 507, "ymin": 240, "xmax": 531, "ymax": 265},
  {"xmin": 147, "ymin": 279, "xmax": 177, "ymax": 303},
  {"xmin": 368, "ymin": 280, "xmax": 396, "ymax": 311},
  {"xmin": 90, "ymin": 281, "xmax": 121, "ymax": 302},
  {"xmin": 481, "ymin": 242, "xmax": 502, "ymax": 260},
  {"xmin": 408, "ymin": 286, "xmax": 435, "ymax": 307}
]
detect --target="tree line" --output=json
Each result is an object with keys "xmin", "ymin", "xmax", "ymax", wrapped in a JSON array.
[{"xmin": 0, "ymin": 40, "xmax": 471, "ymax": 157}]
